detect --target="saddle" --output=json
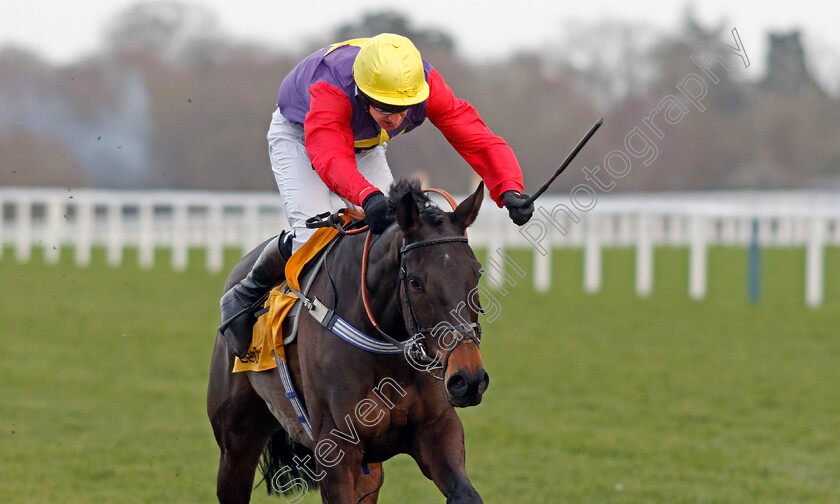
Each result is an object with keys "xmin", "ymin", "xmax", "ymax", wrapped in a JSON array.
[{"xmin": 231, "ymin": 211, "xmax": 361, "ymax": 373}]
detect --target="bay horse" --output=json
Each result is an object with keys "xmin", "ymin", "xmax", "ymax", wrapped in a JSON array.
[{"xmin": 207, "ymin": 179, "xmax": 490, "ymax": 503}]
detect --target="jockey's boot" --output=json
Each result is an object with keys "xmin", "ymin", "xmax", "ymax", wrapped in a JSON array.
[{"xmin": 219, "ymin": 231, "xmax": 293, "ymax": 357}]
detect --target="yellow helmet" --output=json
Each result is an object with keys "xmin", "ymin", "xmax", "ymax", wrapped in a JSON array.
[{"xmin": 353, "ymin": 33, "xmax": 430, "ymax": 107}]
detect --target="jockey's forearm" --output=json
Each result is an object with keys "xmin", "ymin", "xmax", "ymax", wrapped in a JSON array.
[{"xmin": 425, "ymin": 69, "xmax": 524, "ymax": 206}]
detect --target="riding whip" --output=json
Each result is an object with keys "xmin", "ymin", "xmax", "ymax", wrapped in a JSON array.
[{"xmin": 522, "ymin": 117, "xmax": 604, "ymax": 206}]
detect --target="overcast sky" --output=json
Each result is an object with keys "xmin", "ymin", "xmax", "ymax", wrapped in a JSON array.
[{"xmin": 2, "ymin": 0, "xmax": 839, "ymax": 73}]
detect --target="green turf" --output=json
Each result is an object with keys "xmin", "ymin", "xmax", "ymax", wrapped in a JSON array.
[{"xmin": 1, "ymin": 246, "xmax": 839, "ymax": 503}]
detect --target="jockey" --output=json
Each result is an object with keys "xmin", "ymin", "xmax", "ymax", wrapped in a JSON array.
[{"xmin": 219, "ymin": 33, "xmax": 534, "ymax": 357}]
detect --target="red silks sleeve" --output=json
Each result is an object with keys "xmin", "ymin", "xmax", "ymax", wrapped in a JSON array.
[
  {"xmin": 303, "ymin": 81, "xmax": 380, "ymax": 207},
  {"xmin": 425, "ymin": 69, "xmax": 524, "ymax": 206}
]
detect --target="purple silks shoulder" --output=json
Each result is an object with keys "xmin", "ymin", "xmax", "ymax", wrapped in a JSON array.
[{"xmin": 276, "ymin": 44, "xmax": 433, "ymax": 151}]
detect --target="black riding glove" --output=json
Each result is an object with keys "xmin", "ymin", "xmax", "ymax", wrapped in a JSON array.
[
  {"xmin": 502, "ymin": 190, "xmax": 535, "ymax": 225},
  {"xmin": 362, "ymin": 191, "xmax": 391, "ymax": 234}
]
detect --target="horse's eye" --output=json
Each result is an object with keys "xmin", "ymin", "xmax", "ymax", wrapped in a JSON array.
[{"xmin": 409, "ymin": 276, "xmax": 423, "ymax": 291}]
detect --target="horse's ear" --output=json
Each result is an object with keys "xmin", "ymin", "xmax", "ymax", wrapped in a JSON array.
[
  {"xmin": 397, "ymin": 192, "xmax": 420, "ymax": 233},
  {"xmin": 452, "ymin": 181, "xmax": 484, "ymax": 228}
]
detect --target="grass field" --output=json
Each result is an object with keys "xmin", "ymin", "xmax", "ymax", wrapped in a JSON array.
[{"xmin": 2, "ymin": 245, "xmax": 840, "ymax": 503}]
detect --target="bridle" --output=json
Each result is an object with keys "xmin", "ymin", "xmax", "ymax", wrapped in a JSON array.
[
  {"xmin": 360, "ymin": 190, "xmax": 482, "ymax": 380},
  {"xmin": 362, "ymin": 232, "xmax": 482, "ymax": 380}
]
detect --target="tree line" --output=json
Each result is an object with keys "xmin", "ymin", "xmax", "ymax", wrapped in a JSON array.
[{"xmin": 1, "ymin": 4, "xmax": 839, "ymax": 194}]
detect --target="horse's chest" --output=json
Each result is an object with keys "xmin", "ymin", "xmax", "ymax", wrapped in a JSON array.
[{"xmin": 387, "ymin": 407, "xmax": 409, "ymax": 428}]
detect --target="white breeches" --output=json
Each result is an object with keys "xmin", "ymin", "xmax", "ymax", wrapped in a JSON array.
[{"xmin": 267, "ymin": 108, "xmax": 394, "ymax": 252}]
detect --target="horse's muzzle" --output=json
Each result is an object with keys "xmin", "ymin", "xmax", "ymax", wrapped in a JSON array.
[{"xmin": 446, "ymin": 369, "xmax": 490, "ymax": 407}]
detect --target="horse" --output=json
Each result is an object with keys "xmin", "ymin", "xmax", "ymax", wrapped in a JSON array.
[{"xmin": 207, "ymin": 179, "xmax": 490, "ymax": 503}]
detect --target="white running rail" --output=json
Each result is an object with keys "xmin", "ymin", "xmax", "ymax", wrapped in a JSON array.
[{"xmin": 2, "ymin": 188, "xmax": 839, "ymax": 306}]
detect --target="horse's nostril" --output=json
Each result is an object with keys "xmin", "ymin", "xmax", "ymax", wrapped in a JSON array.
[
  {"xmin": 447, "ymin": 374, "xmax": 468, "ymax": 397},
  {"xmin": 478, "ymin": 371, "xmax": 489, "ymax": 394}
]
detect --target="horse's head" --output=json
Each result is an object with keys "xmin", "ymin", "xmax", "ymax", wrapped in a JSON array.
[{"xmin": 385, "ymin": 180, "xmax": 489, "ymax": 407}]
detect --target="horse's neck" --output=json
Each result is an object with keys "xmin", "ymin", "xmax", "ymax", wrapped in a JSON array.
[{"xmin": 330, "ymin": 229, "xmax": 407, "ymax": 338}]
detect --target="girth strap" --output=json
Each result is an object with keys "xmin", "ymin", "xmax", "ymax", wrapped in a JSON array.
[{"xmin": 274, "ymin": 353, "xmax": 314, "ymax": 441}]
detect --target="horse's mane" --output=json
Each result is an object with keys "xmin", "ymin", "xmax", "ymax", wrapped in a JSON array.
[{"xmin": 387, "ymin": 178, "xmax": 446, "ymax": 226}]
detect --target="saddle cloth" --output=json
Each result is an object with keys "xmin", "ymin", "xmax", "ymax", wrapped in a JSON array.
[{"xmin": 232, "ymin": 219, "xmax": 347, "ymax": 373}]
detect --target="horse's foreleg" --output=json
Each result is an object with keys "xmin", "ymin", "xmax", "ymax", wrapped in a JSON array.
[
  {"xmin": 356, "ymin": 462, "xmax": 383, "ymax": 503},
  {"xmin": 316, "ymin": 459, "xmax": 357, "ymax": 504},
  {"xmin": 314, "ymin": 446, "xmax": 384, "ymax": 504},
  {"xmin": 410, "ymin": 411, "xmax": 482, "ymax": 504}
]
